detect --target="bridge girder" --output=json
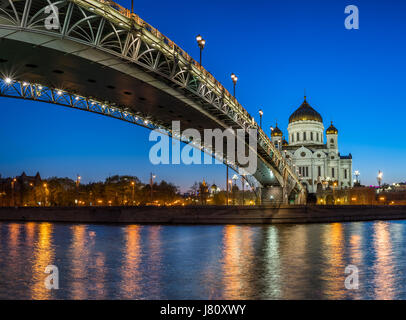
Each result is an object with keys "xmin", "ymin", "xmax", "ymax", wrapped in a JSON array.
[{"xmin": 0, "ymin": 0, "xmax": 305, "ymax": 198}]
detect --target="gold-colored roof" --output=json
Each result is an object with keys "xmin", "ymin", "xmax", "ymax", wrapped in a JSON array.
[
  {"xmin": 271, "ymin": 123, "xmax": 283, "ymax": 137},
  {"xmin": 289, "ymin": 97, "xmax": 323, "ymax": 124},
  {"xmin": 326, "ymin": 121, "xmax": 338, "ymax": 134}
]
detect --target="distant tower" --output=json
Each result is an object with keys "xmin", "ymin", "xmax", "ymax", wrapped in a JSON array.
[
  {"xmin": 326, "ymin": 121, "xmax": 338, "ymax": 152},
  {"xmin": 271, "ymin": 122, "xmax": 283, "ymax": 150}
]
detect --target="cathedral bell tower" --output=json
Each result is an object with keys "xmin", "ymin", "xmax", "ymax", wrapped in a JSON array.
[{"xmin": 326, "ymin": 121, "xmax": 338, "ymax": 152}]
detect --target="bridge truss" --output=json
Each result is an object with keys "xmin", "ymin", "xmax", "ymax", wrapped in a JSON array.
[{"xmin": 0, "ymin": 0, "xmax": 305, "ymax": 200}]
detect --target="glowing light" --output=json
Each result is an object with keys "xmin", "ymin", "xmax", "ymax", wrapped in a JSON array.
[
  {"xmin": 4, "ymin": 77, "xmax": 12, "ymax": 84},
  {"xmin": 57, "ymin": 90, "xmax": 62, "ymax": 95}
]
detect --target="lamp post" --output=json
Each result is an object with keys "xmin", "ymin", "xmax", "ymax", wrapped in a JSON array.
[
  {"xmin": 354, "ymin": 170, "xmax": 360, "ymax": 184},
  {"xmin": 232, "ymin": 174, "xmax": 238, "ymax": 205},
  {"xmin": 226, "ymin": 165, "xmax": 229, "ymax": 206},
  {"xmin": 228, "ymin": 179, "xmax": 233, "ymax": 205},
  {"xmin": 377, "ymin": 170, "xmax": 383, "ymax": 187},
  {"xmin": 131, "ymin": 181, "xmax": 135, "ymax": 205},
  {"xmin": 241, "ymin": 174, "xmax": 246, "ymax": 205},
  {"xmin": 259, "ymin": 109, "xmax": 263, "ymax": 128},
  {"xmin": 195, "ymin": 35, "xmax": 206, "ymax": 67},
  {"xmin": 150, "ymin": 173, "xmax": 156, "ymax": 203},
  {"xmin": 231, "ymin": 73, "xmax": 238, "ymax": 98},
  {"xmin": 75, "ymin": 174, "xmax": 81, "ymax": 206},
  {"xmin": 11, "ymin": 178, "xmax": 16, "ymax": 207},
  {"xmin": 43, "ymin": 183, "xmax": 48, "ymax": 207}
]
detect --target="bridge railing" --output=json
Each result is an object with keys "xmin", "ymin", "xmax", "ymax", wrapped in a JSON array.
[
  {"xmin": 79, "ymin": 0, "xmax": 303, "ymax": 191},
  {"xmin": 87, "ymin": 0, "xmax": 245, "ymax": 115}
]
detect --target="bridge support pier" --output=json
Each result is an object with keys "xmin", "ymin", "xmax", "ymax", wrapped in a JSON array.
[{"xmin": 260, "ymin": 186, "xmax": 286, "ymax": 205}]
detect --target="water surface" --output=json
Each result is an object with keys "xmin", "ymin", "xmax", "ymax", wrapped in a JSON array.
[{"xmin": 0, "ymin": 220, "xmax": 405, "ymax": 299}]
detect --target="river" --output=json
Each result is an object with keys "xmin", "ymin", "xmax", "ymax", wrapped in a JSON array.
[{"xmin": 0, "ymin": 220, "xmax": 405, "ymax": 299}]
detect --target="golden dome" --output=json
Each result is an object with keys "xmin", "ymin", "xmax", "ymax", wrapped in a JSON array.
[
  {"xmin": 271, "ymin": 122, "xmax": 283, "ymax": 137},
  {"xmin": 289, "ymin": 96, "xmax": 323, "ymax": 124},
  {"xmin": 326, "ymin": 121, "xmax": 338, "ymax": 134}
]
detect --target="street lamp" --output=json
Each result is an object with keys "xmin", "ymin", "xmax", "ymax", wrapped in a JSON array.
[
  {"xmin": 75, "ymin": 174, "xmax": 81, "ymax": 206},
  {"xmin": 195, "ymin": 34, "xmax": 206, "ymax": 66},
  {"xmin": 131, "ymin": 181, "xmax": 135, "ymax": 205},
  {"xmin": 232, "ymin": 174, "xmax": 238, "ymax": 205},
  {"xmin": 228, "ymin": 179, "xmax": 233, "ymax": 205},
  {"xmin": 43, "ymin": 182, "xmax": 48, "ymax": 207},
  {"xmin": 11, "ymin": 178, "xmax": 16, "ymax": 207},
  {"xmin": 258, "ymin": 109, "xmax": 263, "ymax": 128},
  {"xmin": 231, "ymin": 73, "xmax": 238, "ymax": 98},
  {"xmin": 354, "ymin": 170, "xmax": 360, "ymax": 184},
  {"xmin": 150, "ymin": 173, "xmax": 156, "ymax": 203},
  {"xmin": 241, "ymin": 174, "xmax": 246, "ymax": 205},
  {"xmin": 377, "ymin": 170, "xmax": 383, "ymax": 187}
]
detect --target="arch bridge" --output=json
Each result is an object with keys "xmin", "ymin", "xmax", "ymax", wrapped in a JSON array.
[{"xmin": 0, "ymin": 0, "xmax": 306, "ymax": 204}]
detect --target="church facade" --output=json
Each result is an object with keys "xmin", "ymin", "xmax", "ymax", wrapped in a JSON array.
[{"xmin": 270, "ymin": 96, "xmax": 353, "ymax": 194}]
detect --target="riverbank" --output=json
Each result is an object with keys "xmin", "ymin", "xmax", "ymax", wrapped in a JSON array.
[{"xmin": 1, "ymin": 205, "xmax": 406, "ymax": 224}]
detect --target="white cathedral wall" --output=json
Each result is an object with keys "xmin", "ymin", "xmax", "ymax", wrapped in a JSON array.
[
  {"xmin": 287, "ymin": 121, "xmax": 325, "ymax": 146},
  {"xmin": 285, "ymin": 145, "xmax": 353, "ymax": 193}
]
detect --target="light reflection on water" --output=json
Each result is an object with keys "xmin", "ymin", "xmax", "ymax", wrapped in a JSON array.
[{"xmin": 1, "ymin": 220, "xmax": 406, "ymax": 300}]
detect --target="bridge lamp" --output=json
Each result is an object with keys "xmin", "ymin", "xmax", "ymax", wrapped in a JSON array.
[
  {"xmin": 231, "ymin": 73, "xmax": 238, "ymax": 98},
  {"xmin": 4, "ymin": 77, "xmax": 12, "ymax": 84},
  {"xmin": 57, "ymin": 90, "xmax": 62, "ymax": 95},
  {"xmin": 259, "ymin": 109, "xmax": 263, "ymax": 128},
  {"xmin": 196, "ymin": 35, "xmax": 206, "ymax": 66}
]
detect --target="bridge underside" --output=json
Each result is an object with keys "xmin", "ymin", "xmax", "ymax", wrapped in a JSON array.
[
  {"xmin": 0, "ymin": 0, "xmax": 306, "ymax": 203},
  {"xmin": 0, "ymin": 37, "xmax": 284, "ymax": 188}
]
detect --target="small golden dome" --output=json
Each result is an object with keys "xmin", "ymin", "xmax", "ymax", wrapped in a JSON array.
[
  {"xmin": 326, "ymin": 121, "xmax": 338, "ymax": 134},
  {"xmin": 271, "ymin": 122, "xmax": 283, "ymax": 137}
]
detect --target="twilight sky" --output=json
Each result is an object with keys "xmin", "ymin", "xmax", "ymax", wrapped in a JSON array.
[{"xmin": 1, "ymin": 0, "xmax": 406, "ymax": 191}]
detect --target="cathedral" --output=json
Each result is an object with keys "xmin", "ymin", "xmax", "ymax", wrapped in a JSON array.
[{"xmin": 270, "ymin": 96, "xmax": 353, "ymax": 194}]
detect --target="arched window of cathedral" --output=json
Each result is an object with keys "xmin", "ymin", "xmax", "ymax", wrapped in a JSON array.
[
  {"xmin": 304, "ymin": 132, "xmax": 307, "ymax": 141},
  {"xmin": 291, "ymin": 134, "xmax": 294, "ymax": 142},
  {"xmin": 317, "ymin": 133, "xmax": 319, "ymax": 141},
  {"xmin": 311, "ymin": 132, "xmax": 314, "ymax": 141},
  {"xmin": 297, "ymin": 132, "xmax": 300, "ymax": 141},
  {"xmin": 330, "ymin": 138, "xmax": 334, "ymax": 148},
  {"xmin": 301, "ymin": 152, "xmax": 306, "ymax": 157}
]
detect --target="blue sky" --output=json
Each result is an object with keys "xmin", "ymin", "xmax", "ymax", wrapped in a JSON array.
[{"xmin": 1, "ymin": 0, "xmax": 406, "ymax": 191}]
